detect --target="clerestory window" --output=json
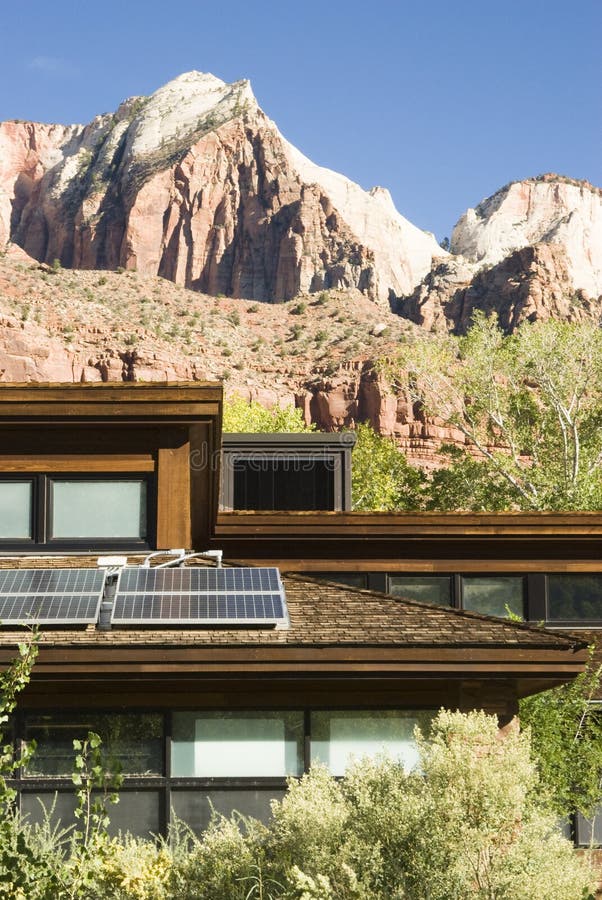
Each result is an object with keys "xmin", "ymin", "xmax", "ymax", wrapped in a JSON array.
[{"xmin": 0, "ymin": 474, "xmax": 152, "ymax": 550}]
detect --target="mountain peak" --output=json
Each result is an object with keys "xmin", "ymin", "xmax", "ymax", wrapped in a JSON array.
[
  {"xmin": 124, "ymin": 71, "xmax": 258, "ymax": 159},
  {"xmin": 451, "ymin": 174, "xmax": 602, "ymax": 297}
]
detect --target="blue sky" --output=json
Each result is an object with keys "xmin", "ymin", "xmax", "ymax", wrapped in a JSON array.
[{"xmin": 1, "ymin": 0, "xmax": 599, "ymax": 240}]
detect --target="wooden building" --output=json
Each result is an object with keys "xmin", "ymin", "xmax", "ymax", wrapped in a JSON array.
[{"xmin": 0, "ymin": 383, "xmax": 594, "ymax": 837}]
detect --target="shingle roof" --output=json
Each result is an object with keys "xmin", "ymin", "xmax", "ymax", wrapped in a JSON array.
[{"xmin": 0, "ymin": 557, "xmax": 585, "ymax": 651}]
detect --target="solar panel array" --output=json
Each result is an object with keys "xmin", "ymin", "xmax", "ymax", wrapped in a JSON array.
[
  {"xmin": 0, "ymin": 569, "xmax": 106, "ymax": 625},
  {"xmin": 112, "ymin": 566, "xmax": 288, "ymax": 626}
]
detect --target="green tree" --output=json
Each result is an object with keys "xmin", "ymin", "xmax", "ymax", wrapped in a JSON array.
[
  {"xmin": 519, "ymin": 652, "xmax": 602, "ymax": 822},
  {"xmin": 387, "ymin": 314, "xmax": 602, "ymax": 510},
  {"xmin": 351, "ymin": 423, "xmax": 426, "ymax": 511},
  {"xmin": 223, "ymin": 397, "xmax": 312, "ymax": 433}
]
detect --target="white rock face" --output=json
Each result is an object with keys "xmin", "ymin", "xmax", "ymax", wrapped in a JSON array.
[
  {"xmin": 123, "ymin": 71, "xmax": 256, "ymax": 162},
  {"xmin": 451, "ymin": 177, "xmax": 602, "ymax": 298},
  {"xmin": 282, "ymin": 136, "xmax": 445, "ymax": 299},
  {"xmin": 119, "ymin": 71, "xmax": 445, "ymax": 301}
]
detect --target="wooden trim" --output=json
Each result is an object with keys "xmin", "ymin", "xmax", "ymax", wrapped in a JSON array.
[
  {"xmin": 156, "ymin": 443, "xmax": 191, "ymax": 549},
  {"xmin": 216, "ymin": 511, "xmax": 602, "ymax": 534},
  {"xmin": 0, "ymin": 384, "xmax": 222, "ymax": 402},
  {"xmin": 0, "ymin": 455, "xmax": 155, "ymax": 472},
  {"xmin": 237, "ymin": 559, "xmax": 602, "ymax": 574},
  {"xmin": 0, "ymin": 644, "xmax": 586, "ymax": 680}
]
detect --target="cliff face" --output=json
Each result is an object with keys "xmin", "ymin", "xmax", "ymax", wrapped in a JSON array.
[
  {"xmin": 451, "ymin": 175, "xmax": 602, "ymax": 299},
  {"xmin": 396, "ymin": 176, "xmax": 602, "ymax": 332},
  {"xmin": 398, "ymin": 242, "xmax": 602, "ymax": 333},
  {"xmin": 0, "ymin": 72, "xmax": 441, "ymax": 303},
  {"xmin": 0, "ymin": 248, "xmax": 459, "ymax": 465}
]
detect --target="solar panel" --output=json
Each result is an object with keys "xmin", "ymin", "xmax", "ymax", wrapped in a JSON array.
[
  {"xmin": 0, "ymin": 569, "xmax": 106, "ymax": 625},
  {"xmin": 112, "ymin": 566, "xmax": 288, "ymax": 626}
]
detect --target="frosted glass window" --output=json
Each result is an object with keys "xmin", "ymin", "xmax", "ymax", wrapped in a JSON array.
[
  {"xmin": 311, "ymin": 710, "xmax": 432, "ymax": 776},
  {"xmin": 462, "ymin": 576, "xmax": 524, "ymax": 619},
  {"xmin": 51, "ymin": 480, "xmax": 147, "ymax": 539},
  {"xmin": 388, "ymin": 576, "xmax": 451, "ymax": 607},
  {"xmin": 172, "ymin": 711, "xmax": 304, "ymax": 777},
  {"xmin": 0, "ymin": 481, "xmax": 32, "ymax": 538}
]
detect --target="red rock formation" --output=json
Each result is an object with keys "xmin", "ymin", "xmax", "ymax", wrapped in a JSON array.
[
  {"xmin": 1, "ymin": 72, "xmax": 440, "ymax": 304},
  {"xmin": 398, "ymin": 243, "xmax": 602, "ymax": 333}
]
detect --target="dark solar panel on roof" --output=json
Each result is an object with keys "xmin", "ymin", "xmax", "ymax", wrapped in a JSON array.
[
  {"xmin": 112, "ymin": 566, "xmax": 288, "ymax": 626},
  {"xmin": 0, "ymin": 569, "xmax": 106, "ymax": 625}
]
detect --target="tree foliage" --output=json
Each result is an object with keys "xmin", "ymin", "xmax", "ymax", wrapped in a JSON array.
[
  {"xmin": 519, "ymin": 652, "xmax": 602, "ymax": 821},
  {"xmin": 223, "ymin": 397, "xmax": 313, "ymax": 433},
  {"xmin": 387, "ymin": 314, "xmax": 602, "ymax": 510},
  {"xmin": 351, "ymin": 423, "xmax": 427, "ymax": 511}
]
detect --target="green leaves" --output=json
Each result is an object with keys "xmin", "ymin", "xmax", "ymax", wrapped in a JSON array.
[
  {"xmin": 386, "ymin": 315, "xmax": 602, "ymax": 511},
  {"xmin": 350, "ymin": 423, "xmax": 427, "ymax": 511},
  {"xmin": 223, "ymin": 397, "xmax": 313, "ymax": 434},
  {"xmin": 520, "ymin": 652, "xmax": 602, "ymax": 819}
]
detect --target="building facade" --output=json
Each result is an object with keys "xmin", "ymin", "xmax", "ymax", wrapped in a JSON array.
[{"xmin": 0, "ymin": 383, "xmax": 595, "ymax": 839}]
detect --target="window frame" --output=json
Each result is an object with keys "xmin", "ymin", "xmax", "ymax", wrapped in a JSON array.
[
  {"xmin": 10, "ymin": 703, "xmax": 433, "ymax": 836},
  {"xmin": 224, "ymin": 452, "xmax": 343, "ymax": 512},
  {"xmin": 0, "ymin": 472, "xmax": 156, "ymax": 552}
]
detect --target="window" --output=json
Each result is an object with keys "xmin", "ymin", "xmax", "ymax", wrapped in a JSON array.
[
  {"xmin": 13, "ymin": 706, "xmax": 432, "ymax": 838},
  {"xmin": 310, "ymin": 710, "xmax": 432, "ymax": 776},
  {"xmin": 21, "ymin": 790, "xmax": 162, "ymax": 839},
  {"xmin": 547, "ymin": 575, "xmax": 602, "ymax": 623},
  {"xmin": 0, "ymin": 480, "xmax": 32, "ymax": 538},
  {"xmin": 171, "ymin": 789, "xmax": 285, "ymax": 834},
  {"xmin": 388, "ymin": 576, "xmax": 452, "ymax": 607},
  {"xmin": 221, "ymin": 434, "xmax": 354, "ymax": 511},
  {"xmin": 231, "ymin": 457, "xmax": 337, "ymax": 511},
  {"xmin": 24, "ymin": 713, "xmax": 163, "ymax": 776},
  {"xmin": 0, "ymin": 475, "xmax": 152, "ymax": 549},
  {"xmin": 171, "ymin": 711, "xmax": 305, "ymax": 777},
  {"xmin": 461, "ymin": 576, "xmax": 524, "ymax": 619},
  {"xmin": 50, "ymin": 479, "xmax": 147, "ymax": 539}
]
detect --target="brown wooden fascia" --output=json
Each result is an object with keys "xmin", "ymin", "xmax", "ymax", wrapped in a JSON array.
[{"xmin": 0, "ymin": 643, "xmax": 586, "ymax": 679}]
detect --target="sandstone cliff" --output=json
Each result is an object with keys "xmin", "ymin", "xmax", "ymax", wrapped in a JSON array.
[
  {"xmin": 451, "ymin": 175, "xmax": 602, "ymax": 299},
  {"xmin": 396, "ymin": 175, "xmax": 602, "ymax": 333},
  {"xmin": 0, "ymin": 72, "xmax": 442, "ymax": 304},
  {"xmin": 397, "ymin": 242, "xmax": 602, "ymax": 333}
]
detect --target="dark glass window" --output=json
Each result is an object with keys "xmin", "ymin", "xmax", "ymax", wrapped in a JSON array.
[
  {"xmin": 547, "ymin": 575, "xmax": 602, "ymax": 622},
  {"xmin": 21, "ymin": 790, "xmax": 161, "ymax": 838},
  {"xmin": 461, "ymin": 576, "xmax": 524, "ymax": 619},
  {"xmin": 171, "ymin": 788, "xmax": 286, "ymax": 833},
  {"xmin": 172, "ymin": 711, "xmax": 304, "ymax": 777},
  {"xmin": 574, "ymin": 807, "xmax": 602, "ymax": 847},
  {"xmin": 24, "ymin": 713, "xmax": 163, "ymax": 776},
  {"xmin": 233, "ymin": 458, "xmax": 335, "ymax": 510},
  {"xmin": 388, "ymin": 576, "xmax": 452, "ymax": 607}
]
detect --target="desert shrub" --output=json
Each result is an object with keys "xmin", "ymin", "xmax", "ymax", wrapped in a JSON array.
[
  {"xmin": 164, "ymin": 711, "xmax": 594, "ymax": 900},
  {"xmin": 166, "ymin": 814, "xmax": 267, "ymax": 900},
  {"xmin": 81, "ymin": 835, "xmax": 171, "ymax": 900}
]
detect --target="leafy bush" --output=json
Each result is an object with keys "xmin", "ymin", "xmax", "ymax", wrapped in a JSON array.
[{"xmin": 164, "ymin": 711, "xmax": 595, "ymax": 900}]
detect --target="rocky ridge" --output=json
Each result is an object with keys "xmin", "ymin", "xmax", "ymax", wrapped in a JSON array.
[{"xmin": 1, "ymin": 73, "xmax": 601, "ymax": 466}]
